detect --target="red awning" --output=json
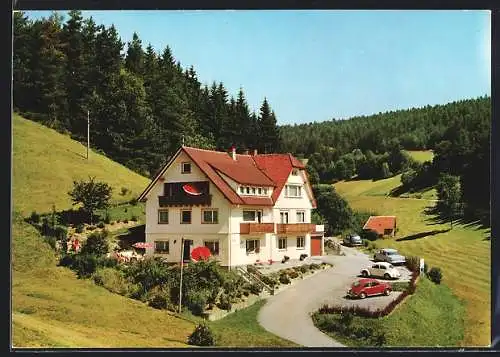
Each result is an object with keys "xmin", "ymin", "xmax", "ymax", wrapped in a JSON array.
[{"xmin": 183, "ymin": 183, "xmax": 202, "ymax": 196}]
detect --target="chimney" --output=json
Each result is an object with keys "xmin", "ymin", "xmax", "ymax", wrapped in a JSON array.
[
  {"xmin": 253, "ymin": 149, "xmax": 258, "ymax": 156},
  {"xmin": 231, "ymin": 146, "xmax": 236, "ymax": 161}
]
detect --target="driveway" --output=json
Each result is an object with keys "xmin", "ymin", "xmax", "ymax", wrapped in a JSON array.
[{"xmin": 257, "ymin": 246, "xmax": 409, "ymax": 347}]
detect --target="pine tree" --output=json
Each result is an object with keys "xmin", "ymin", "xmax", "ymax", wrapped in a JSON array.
[
  {"xmin": 258, "ymin": 98, "xmax": 281, "ymax": 153},
  {"xmin": 125, "ymin": 32, "xmax": 144, "ymax": 76}
]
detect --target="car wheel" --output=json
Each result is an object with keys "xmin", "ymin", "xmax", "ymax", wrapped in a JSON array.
[
  {"xmin": 384, "ymin": 289, "xmax": 391, "ymax": 296},
  {"xmin": 359, "ymin": 292, "xmax": 366, "ymax": 299},
  {"xmin": 362, "ymin": 270, "xmax": 369, "ymax": 277},
  {"xmin": 384, "ymin": 273, "xmax": 390, "ymax": 280}
]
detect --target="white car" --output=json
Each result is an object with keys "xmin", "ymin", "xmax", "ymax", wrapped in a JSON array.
[
  {"xmin": 373, "ymin": 248, "xmax": 406, "ymax": 265},
  {"xmin": 360, "ymin": 262, "xmax": 401, "ymax": 280}
]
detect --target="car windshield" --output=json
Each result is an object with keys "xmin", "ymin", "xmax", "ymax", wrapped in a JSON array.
[
  {"xmin": 388, "ymin": 264, "xmax": 394, "ymax": 269},
  {"xmin": 352, "ymin": 281, "xmax": 361, "ymax": 287},
  {"xmin": 386, "ymin": 251, "xmax": 396, "ymax": 255}
]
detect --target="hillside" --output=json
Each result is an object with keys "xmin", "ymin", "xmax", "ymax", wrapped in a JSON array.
[
  {"xmin": 13, "ymin": 113, "xmax": 151, "ymax": 215},
  {"xmin": 334, "ymin": 176, "xmax": 490, "ymax": 347}
]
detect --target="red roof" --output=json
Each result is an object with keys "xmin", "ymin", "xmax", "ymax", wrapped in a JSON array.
[
  {"xmin": 363, "ymin": 216, "xmax": 397, "ymax": 235},
  {"xmin": 138, "ymin": 146, "xmax": 315, "ymax": 208}
]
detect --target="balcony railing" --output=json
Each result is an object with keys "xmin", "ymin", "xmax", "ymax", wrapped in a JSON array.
[
  {"xmin": 158, "ymin": 194, "xmax": 212, "ymax": 207},
  {"xmin": 276, "ymin": 223, "xmax": 316, "ymax": 234},
  {"xmin": 240, "ymin": 223, "xmax": 275, "ymax": 234}
]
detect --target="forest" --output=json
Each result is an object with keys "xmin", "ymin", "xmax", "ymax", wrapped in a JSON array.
[{"xmin": 13, "ymin": 11, "xmax": 490, "ymax": 225}]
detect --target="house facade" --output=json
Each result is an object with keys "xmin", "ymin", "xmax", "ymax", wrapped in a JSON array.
[{"xmin": 138, "ymin": 146, "xmax": 322, "ymax": 267}]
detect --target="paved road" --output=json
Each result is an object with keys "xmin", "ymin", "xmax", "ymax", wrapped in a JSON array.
[{"xmin": 257, "ymin": 247, "xmax": 407, "ymax": 347}]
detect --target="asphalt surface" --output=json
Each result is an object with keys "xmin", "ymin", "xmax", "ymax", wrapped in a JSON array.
[{"xmin": 257, "ymin": 246, "xmax": 409, "ymax": 347}]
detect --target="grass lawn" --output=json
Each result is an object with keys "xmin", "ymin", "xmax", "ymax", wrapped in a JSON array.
[
  {"xmin": 13, "ymin": 114, "xmax": 150, "ymax": 216},
  {"xmin": 12, "ymin": 216, "xmax": 196, "ymax": 348},
  {"xmin": 313, "ymin": 277, "xmax": 465, "ymax": 347},
  {"xmin": 404, "ymin": 150, "xmax": 434, "ymax": 163},
  {"xmin": 209, "ymin": 300, "xmax": 299, "ymax": 347},
  {"xmin": 334, "ymin": 177, "xmax": 491, "ymax": 347}
]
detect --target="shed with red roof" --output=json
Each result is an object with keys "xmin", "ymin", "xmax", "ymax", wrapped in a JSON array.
[{"xmin": 362, "ymin": 216, "xmax": 397, "ymax": 237}]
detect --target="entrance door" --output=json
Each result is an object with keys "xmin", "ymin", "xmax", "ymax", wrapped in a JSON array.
[
  {"xmin": 311, "ymin": 236, "xmax": 322, "ymax": 256},
  {"xmin": 183, "ymin": 239, "xmax": 192, "ymax": 262}
]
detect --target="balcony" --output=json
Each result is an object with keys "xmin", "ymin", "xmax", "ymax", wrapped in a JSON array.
[
  {"xmin": 159, "ymin": 194, "xmax": 212, "ymax": 207},
  {"xmin": 276, "ymin": 223, "xmax": 316, "ymax": 234},
  {"xmin": 240, "ymin": 223, "xmax": 275, "ymax": 235}
]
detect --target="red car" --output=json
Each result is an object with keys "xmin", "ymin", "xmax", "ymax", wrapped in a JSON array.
[{"xmin": 347, "ymin": 278, "xmax": 392, "ymax": 299}]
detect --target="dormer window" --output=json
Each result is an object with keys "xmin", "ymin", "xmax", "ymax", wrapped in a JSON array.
[
  {"xmin": 246, "ymin": 187, "xmax": 250, "ymax": 194},
  {"xmin": 181, "ymin": 162, "xmax": 191, "ymax": 174},
  {"xmin": 263, "ymin": 188, "xmax": 268, "ymax": 195},
  {"xmin": 292, "ymin": 169, "xmax": 299, "ymax": 176},
  {"xmin": 240, "ymin": 186, "xmax": 245, "ymax": 194},
  {"xmin": 251, "ymin": 187, "xmax": 256, "ymax": 194},
  {"xmin": 257, "ymin": 187, "xmax": 262, "ymax": 195}
]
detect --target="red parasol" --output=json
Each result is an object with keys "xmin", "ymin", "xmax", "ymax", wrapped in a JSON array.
[
  {"xmin": 191, "ymin": 246, "xmax": 212, "ymax": 262},
  {"xmin": 132, "ymin": 242, "xmax": 154, "ymax": 249},
  {"xmin": 182, "ymin": 183, "xmax": 202, "ymax": 196}
]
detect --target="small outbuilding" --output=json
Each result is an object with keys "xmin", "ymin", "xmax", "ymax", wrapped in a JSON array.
[{"xmin": 363, "ymin": 216, "xmax": 397, "ymax": 237}]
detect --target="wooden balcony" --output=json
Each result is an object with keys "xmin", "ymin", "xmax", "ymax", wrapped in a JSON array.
[
  {"xmin": 276, "ymin": 223, "xmax": 316, "ymax": 234},
  {"xmin": 240, "ymin": 223, "xmax": 275, "ymax": 235},
  {"xmin": 158, "ymin": 194, "xmax": 212, "ymax": 207}
]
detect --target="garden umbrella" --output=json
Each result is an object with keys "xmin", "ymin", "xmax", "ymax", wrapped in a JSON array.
[
  {"xmin": 132, "ymin": 242, "xmax": 153, "ymax": 249},
  {"xmin": 190, "ymin": 246, "xmax": 212, "ymax": 261}
]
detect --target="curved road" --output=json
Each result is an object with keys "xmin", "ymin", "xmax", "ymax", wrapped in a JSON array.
[{"xmin": 257, "ymin": 248, "xmax": 397, "ymax": 347}]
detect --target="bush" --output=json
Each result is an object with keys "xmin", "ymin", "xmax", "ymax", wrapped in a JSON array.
[
  {"xmin": 93, "ymin": 267, "xmax": 138, "ymax": 296},
  {"xmin": 147, "ymin": 285, "xmax": 172, "ymax": 310},
  {"xmin": 427, "ymin": 267, "xmax": 442, "ymax": 284},
  {"xmin": 29, "ymin": 211, "xmax": 40, "ymax": 224},
  {"xmin": 44, "ymin": 235, "xmax": 57, "ymax": 250},
  {"xmin": 261, "ymin": 274, "xmax": 279, "ymax": 288},
  {"xmin": 87, "ymin": 225, "xmax": 96, "ymax": 231},
  {"xmin": 279, "ymin": 273, "xmax": 291, "ymax": 285},
  {"xmin": 405, "ymin": 256, "xmax": 420, "ymax": 273},
  {"xmin": 103, "ymin": 213, "xmax": 111, "ymax": 224},
  {"xmin": 81, "ymin": 231, "xmax": 109, "ymax": 256},
  {"xmin": 361, "ymin": 229, "xmax": 379, "ymax": 241},
  {"xmin": 123, "ymin": 219, "xmax": 129, "ymax": 224},
  {"xmin": 288, "ymin": 269, "xmax": 299, "ymax": 279},
  {"xmin": 249, "ymin": 283, "xmax": 263, "ymax": 295},
  {"xmin": 217, "ymin": 293, "xmax": 232, "ymax": 311},
  {"xmin": 131, "ymin": 215, "xmax": 138, "ymax": 222},
  {"xmin": 186, "ymin": 290, "xmax": 210, "ymax": 316},
  {"xmin": 97, "ymin": 222, "xmax": 105, "ymax": 229},
  {"xmin": 309, "ymin": 263, "xmax": 321, "ymax": 270},
  {"xmin": 121, "ymin": 187, "xmax": 129, "ymax": 196},
  {"xmin": 188, "ymin": 323, "xmax": 215, "ymax": 346},
  {"xmin": 391, "ymin": 281, "xmax": 410, "ymax": 291},
  {"xmin": 300, "ymin": 265, "xmax": 309, "ymax": 274},
  {"xmin": 75, "ymin": 223, "xmax": 84, "ymax": 233}
]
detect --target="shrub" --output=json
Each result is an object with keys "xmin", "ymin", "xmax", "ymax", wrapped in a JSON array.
[
  {"xmin": 103, "ymin": 213, "xmax": 111, "ymax": 224},
  {"xmin": 249, "ymin": 283, "xmax": 263, "ymax": 295},
  {"xmin": 186, "ymin": 290, "xmax": 210, "ymax": 316},
  {"xmin": 188, "ymin": 323, "xmax": 215, "ymax": 346},
  {"xmin": 121, "ymin": 187, "xmax": 129, "ymax": 196},
  {"xmin": 81, "ymin": 231, "xmax": 109, "ymax": 256},
  {"xmin": 300, "ymin": 265, "xmax": 309, "ymax": 274},
  {"xmin": 130, "ymin": 198, "xmax": 138, "ymax": 206},
  {"xmin": 391, "ymin": 282, "xmax": 410, "ymax": 291},
  {"xmin": 427, "ymin": 267, "xmax": 442, "ymax": 284},
  {"xmin": 279, "ymin": 273, "xmax": 291, "ymax": 285},
  {"xmin": 405, "ymin": 256, "xmax": 420, "ymax": 273},
  {"xmin": 309, "ymin": 263, "xmax": 321, "ymax": 270},
  {"xmin": 217, "ymin": 293, "xmax": 232, "ymax": 311},
  {"xmin": 146, "ymin": 285, "xmax": 172, "ymax": 310},
  {"xmin": 93, "ymin": 267, "xmax": 138, "ymax": 296},
  {"xmin": 362, "ymin": 229, "xmax": 379, "ymax": 241},
  {"xmin": 131, "ymin": 215, "xmax": 138, "ymax": 222},
  {"xmin": 123, "ymin": 219, "xmax": 129, "ymax": 224},
  {"xmin": 71, "ymin": 253, "xmax": 101, "ymax": 278},
  {"xmin": 75, "ymin": 223, "xmax": 84, "ymax": 233},
  {"xmin": 44, "ymin": 235, "xmax": 57, "ymax": 250},
  {"xmin": 29, "ymin": 211, "xmax": 40, "ymax": 224},
  {"xmin": 87, "ymin": 225, "xmax": 96, "ymax": 231},
  {"xmin": 288, "ymin": 269, "xmax": 299, "ymax": 279},
  {"xmin": 261, "ymin": 274, "xmax": 278, "ymax": 288},
  {"xmin": 97, "ymin": 222, "xmax": 105, "ymax": 229}
]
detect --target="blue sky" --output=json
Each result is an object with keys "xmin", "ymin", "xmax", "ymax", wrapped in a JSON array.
[{"xmin": 25, "ymin": 10, "xmax": 491, "ymax": 125}]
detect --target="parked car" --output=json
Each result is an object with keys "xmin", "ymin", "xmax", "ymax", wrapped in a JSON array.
[
  {"xmin": 347, "ymin": 278, "xmax": 392, "ymax": 299},
  {"xmin": 360, "ymin": 262, "xmax": 401, "ymax": 280},
  {"xmin": 373, "ymin": 248, "xmax": 406, "ymax": 265},
  {"xmin": 343, "ymin": 233, "xmax": 363, "ymax": 246}
]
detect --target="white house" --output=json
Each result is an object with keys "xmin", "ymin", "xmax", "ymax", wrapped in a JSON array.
[{"xmin": 137, "ymin": 146, "xmax": 323, "ymax": 267}]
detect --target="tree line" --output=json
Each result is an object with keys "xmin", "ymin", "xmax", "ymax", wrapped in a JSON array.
[{"xmin": 13, "ymin": 11, "xmax": 282, "ymax": 178}]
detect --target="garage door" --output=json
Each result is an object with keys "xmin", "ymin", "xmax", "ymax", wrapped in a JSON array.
[{"xmin": 310, "ymin": 236, "xmax": 322, "ymax": 256}]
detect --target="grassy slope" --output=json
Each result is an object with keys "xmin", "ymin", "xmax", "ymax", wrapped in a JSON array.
[
  {"xmin": 12, "ymin": 215, "xmax": 195, "ymax": 348},
  {"xmin": 404, "ymin": 150, "xmax": 434, "ymax": 163},
  {"xmin": 13, "ymin": 114, "xmax": 150, "ymax": 216},
  {"xmin": 315, "ymin": 278, "xmax": 465, "ymax": 347},
  {"xmin": 334, "ymin": 176, "xmax": 490, "ymax": 347}
]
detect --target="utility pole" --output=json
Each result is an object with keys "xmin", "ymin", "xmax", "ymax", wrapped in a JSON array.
[
  {"xmin": 178, "ymin": 237, "xmax": 184, "ymax": 313},
  {"xmin": 87, "ymin": 110, "xmax": 90, "ymax": 160}
]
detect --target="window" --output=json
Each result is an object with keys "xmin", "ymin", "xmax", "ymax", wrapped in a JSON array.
[
  {"xmin": 204, "ymin": 240, "xmax": 220, "ymax": 255},
  {"xmin": 243, "ymin": 210, "xmax": 256, "ymax": 222},
  {"xmin": 280, "ymin": 211, "xmax": 289, "ymax": 224},
  {"xmin": 181, "ymin": 162, "xmax": 191, "ymax": 174},
  {"xmin": 246, "ymin": 187, "xmax": 250, "ymax": 194},
  {"xmin": 251, "ymin": 187, "xmax": 256, "ymax": 195},
  {"xmin": 296, "ymin": 236, "xmax": 305, "ymax": 248},
  {"xmin": 278, "ymin": 237, "xmax": 287, "ymax": 250},
  {"xmin": 286, "ymin": 185, "xmax": 302, "ymax": 198},
  {"xmin": 257, "ymin": 187, "xmax": 262, "ymax": 195},
  {"xmin": 158, "ymin": 209, "xmax": 169, "ymax": 224},
  {"xmin": 263, "ymin": 188, "xmax": 268, "ymax": 195},
  {"xmin": 154, "ymin": 240, "xmax": 169, "ymax": 254},
  {"xmin": 240, "ymin": 186, "xmax": 245, "ymax": 194},
  {"xmin": 296, "ymin": 211, "xmax": 305, "ymax": 223},
  {"xmin": 246, "ymin": 239, "xmax": 260, "ymax": 253},
  {"xmin": 180, "ymin": 210, "xmax": 192, "ymax": 224},
  {"xmin": 202, "ymin": 209, "xmax": 218, "ymax": 224},
  {"xmin": 292, "ymin": 169, "xmax": 299, "ymax": 176}
]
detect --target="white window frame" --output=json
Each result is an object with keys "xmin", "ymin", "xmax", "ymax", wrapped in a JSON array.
[
  {"xmin": 240, "ymin": 186, "xmax": 245, "ymax": 194},
  {"xmin": 243, "ymin": 210, "xmax": 263, "ymax": 222},
  {"xmin": 181, "ymin": 162, "xmax": 191, "ymax": 174},
  {"xmin": 286, "ymin": 185, "xmax": 302, "ymax": 198},
  {"xmin": 158, "ymin": 209, "xmax": 169, "ymax": 224},
  {"xmin": 204, "ymin": 240, "xmax": 220, "ymax": 256},
  {"xmin": 180, "ymin": 210, "xmax": 192, "ymax": 224},
  {"xmin": 154, "ymin": 240, "xmax": 169, "ymax": 254},
  {"xmin": 246, "ymin": 239, "xmax": 260, "ymax": 254},
  {"xmin": 296, "ymin": 236, "xmax": 305, "ymax": 249},
  {"xmin": 202, "ymin": 209, "xmax": 218, "ymax": 224},
  {"xmin": 278, "ymin": 237, "xmax": 287, "ymax": 250},
  {"xmin": 296, "ymin": 211, "xmax": 305, "ymax": 223},
  {"xmin": 280, "ymin": 211, "xmax": 289, "ymax": 224}
]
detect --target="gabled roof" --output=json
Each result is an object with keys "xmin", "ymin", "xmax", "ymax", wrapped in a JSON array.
[
  {"xmin": 138, "ymin": 146, "xmax": 315, "ymax": 208},
  {"xmin": 363, "ymin": 216, "xmax": 397, "ymax": 235}
]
